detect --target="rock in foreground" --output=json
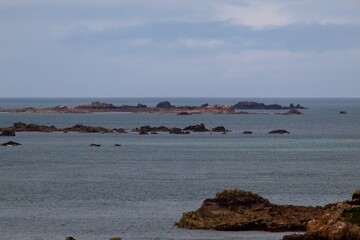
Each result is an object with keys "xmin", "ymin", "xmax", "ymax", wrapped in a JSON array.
[
  {"xmin": 283, "ymin": 190, "xmax": 360, "ymax": 240},
  {"xmin": 176, "ymin": 189, "xmax": 327, "ymax": 232}
]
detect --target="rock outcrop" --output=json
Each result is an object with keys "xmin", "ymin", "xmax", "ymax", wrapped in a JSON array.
[
  {"xmin": 0, "ymin": 130, "xmax": 16, "ymax": 136},
  {"xmin": 269, "ymin": 129, "xmax": 290, "ymax": 134},
  {"xmin": 232, "ymin": 101, "xmax": 306, "ymax": 110},
  {"xmin": 7, "ymin": 122, "xmax": 58, "ymax": 132},
  {"xmin": 277, "ymin": 109, "xmax": 303, "ymax": 115},
  {"xmin": 283, "ymin": 190, "xmax": 360, "ymax": 240},
  {"xmin": 156, "ymin": 101, "xmax": 174, "ymax": 108},
  {"xmin": 211, "ymin": 126, "xmax": 228, "ymax": 132},
  {"xmin": 176, "ymin": 189, "xmax": 327, "ymax": 232},
  {"xmin": 184, "ymin": 123, "xmax": 210, "ymax": 132},
  {"xmin": 75, "ymin": 101, "xmax": 115, "ymax": 109}
]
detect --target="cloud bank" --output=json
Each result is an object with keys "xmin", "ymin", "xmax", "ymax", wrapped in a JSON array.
[{"xmin": 0, "ymin": 0, "xmax": 359, "ymax": 97}]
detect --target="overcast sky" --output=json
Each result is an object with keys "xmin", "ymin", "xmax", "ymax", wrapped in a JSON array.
[{"xmin": 1, "ymin": 0, "xmax": 360, "ymax": 97}]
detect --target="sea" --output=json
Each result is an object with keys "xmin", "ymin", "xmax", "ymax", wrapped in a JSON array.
[{"xmin": 0, "ymin": 98, "xmax": 359, "ymax": 240}]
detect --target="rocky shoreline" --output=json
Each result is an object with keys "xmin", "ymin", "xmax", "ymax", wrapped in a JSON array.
[
  {"xmin": 0, "ymin": 122, "xmax": 291, "ymax": 136},
  {"xmin": 0, "ymin": 101, "xmax": 306, "ymax": 114},
  {"xmin": 176, "ymin": 189, "xmax": 360, "ymax": 240}
]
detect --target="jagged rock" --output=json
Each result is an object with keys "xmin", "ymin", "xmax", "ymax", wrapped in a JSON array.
[
  {"xmin": 212, "ymin": 126, "xmax": 228, "ymax": 132},
  {"xmin": 1, "ymin": 141, "xmax": 21, "ymax": 146},
  {"xmin": 242, "ymin": 131, "xmax": 254, "ymax": 135},
  {"xmin": 232, "ymin": 101, "xmax": 306, "ymax": 110},
  {"xmin": 90, "ymin": 143, "xmax": 101, "ymax": 147},
  {"xmin": 269, "ymin": 129, "xmax": 290, "ymax": 134},
  {"xmin": 283, "ymin": 191, "xmax": 360, "ymax": 240},
  {"xmin": 352, "ymin": 190, "xmax": 360, "ymax": 201},
  {"xmin": 0, "ymin": 130, "xmax": 16, "ymax": 136},
  {"xmin": 156, "ymin": 101, "xmax": 174, "ymax": 108},
  {"xmin": 64, "ymin": 124, "xmax": 110, "ymax": 133},
  {"xmin": 201, "ymin": 103, "xmax": 209, "ymax": 107},
  {"xmin": 176, "ymin": 189, "xmax": 327, "ymax": 232},
  {"xmin": 9, "ymin": 122, "xmax": 58, "ymax": 132},
  {"xmin": 184, "ymin": 123, "xmax": 209, "ymax": 132},
  {"xmin": 113, "ymin": 128, "xmax": 127, "ymax": 133},
  {"xmin": 134, "ymin": 125, "xmax": 169, "ymax": 133},
  {"xmin": 76, "ymin": 101, "xmax": 115, "ymax": 109},
  {"xmin": 169, "ymin": 128, "xmax": 190, "ymax": 134},
  {"xmin": 351, "ymin": 190, "xmax": 360, "ymax": 205}
]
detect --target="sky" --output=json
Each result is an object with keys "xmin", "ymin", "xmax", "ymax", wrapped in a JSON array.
[{"xmin": 1, "ymin": 0, "xmax": 360, "ymax": 97}]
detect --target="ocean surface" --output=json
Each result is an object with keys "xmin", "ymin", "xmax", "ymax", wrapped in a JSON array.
[{"xmin": 0, "ymin": 98, "xmax": 359, "ymax": 240}]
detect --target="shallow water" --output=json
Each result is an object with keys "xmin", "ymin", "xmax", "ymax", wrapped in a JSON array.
[{"xmin": 0, "ymin": 98, "xmax": 360, "ymax": 239}]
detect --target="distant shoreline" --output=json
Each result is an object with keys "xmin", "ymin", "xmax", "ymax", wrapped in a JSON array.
[{"xmin": 0, "ymin": 100, "xmax": 306, "ymax": 114}]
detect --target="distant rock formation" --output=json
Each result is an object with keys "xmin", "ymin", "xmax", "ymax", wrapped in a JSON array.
[
  {"xmin": 177, "ymin": 111, "xmax": 192, "ymax": 115},
  {"xmin": 156, "ymin": 101, "xmax": 174, "ymax": 108},
  {"xmin": 0, "ymin": 130, "xmax": 16, "ymax": 136},
  {"xmin": 76, "ymin": 101, "xmax": 115, "ymax": 109},
  {"xmin": 211, "ymin": 126, "xmax": 229, "ymax": 132},
  {"xmin": 232, "ymin": 101, "xmax": 306, "ymax": 110},
  {"xmin": 184, "ymin": 123, "xmax": 210, "ymax": 132},
  {"xmin": 339, "ymin": 111, "xmax": 348, "ymax": 115},
  {"xmin": 269, "ymin": 129, "xmax": 290, "ymax": 134},
  {"xmin": 176, "ymin": 189, "xmax": 328, "ymax": 232}
]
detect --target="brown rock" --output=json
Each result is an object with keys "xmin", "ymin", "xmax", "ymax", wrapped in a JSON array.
[{"xmin": 176, "ymin": 189, "xmax": 327, "ymax": 232}]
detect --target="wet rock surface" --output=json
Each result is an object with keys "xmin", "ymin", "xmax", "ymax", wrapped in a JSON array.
[{"xmin": 176, "ymin": 189, "xmax": 327, "ymax": 232}]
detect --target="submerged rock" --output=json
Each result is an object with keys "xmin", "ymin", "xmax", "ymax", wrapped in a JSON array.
[
  {"xmin": 176, "ymin": 189, "xmax": 327, "ymax": 232},
  {"xmin": 114, "ymin": 144, "xmax": 122, "ymax": 147},
  {"xmin": 1, "ymin": 141, "xmax": 21, "ymax": 146}
]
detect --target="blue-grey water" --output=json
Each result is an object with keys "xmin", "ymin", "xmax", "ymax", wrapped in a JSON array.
[{"xmin": 0, "ymin": 98, "xmax": 360, "ymax": 240}]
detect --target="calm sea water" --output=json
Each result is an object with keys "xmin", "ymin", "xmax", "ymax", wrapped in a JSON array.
[{"xmin": 0, "ymin": 98, "xmax": 360, "ymax": 240}]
